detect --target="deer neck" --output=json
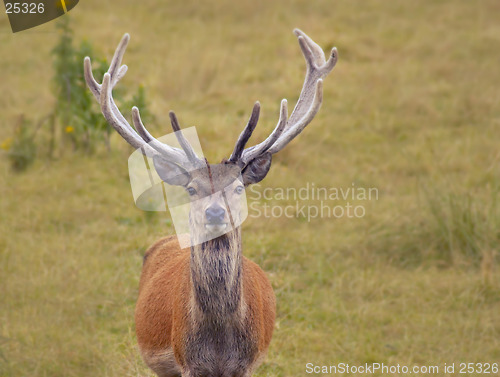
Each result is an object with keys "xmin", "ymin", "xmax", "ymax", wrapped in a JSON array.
[{"xmin": 189, "ymin": 227, "xmax": 244, "ymax": 319}]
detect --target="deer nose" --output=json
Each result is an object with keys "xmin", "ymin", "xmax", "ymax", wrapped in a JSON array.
[{"xmin": 205, "ymin": 205, "xmax": 226, "ymax": 224}]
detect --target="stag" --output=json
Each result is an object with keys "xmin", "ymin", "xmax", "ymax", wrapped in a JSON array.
[{"xmin": 84, "ymin": 29, "xmax": 337, "ymax": 377}]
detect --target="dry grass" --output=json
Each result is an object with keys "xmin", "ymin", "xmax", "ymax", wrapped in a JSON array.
[{"xmin": 1, "ymin": 0, "xmax": 500, "ymax": 376}]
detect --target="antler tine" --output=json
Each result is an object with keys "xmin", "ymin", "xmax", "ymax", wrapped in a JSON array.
[
  {"xmin": 268, "ymin": 79, "xmax": 323, "ymax": 154},
  {"xmin": 99, "ymin": 73, "xmax": 156, "ymax": 157},
  {"xmin": 236, "ymin": 29, "xmax": 337, "ymax": 163},
  {"xmin": 240, "ymin": 99, "xmax": 288, "ymax": 165},
  {"xmin": 84, "ymin": 57, "xmax": 131, "ymax": 133},
  {"xmin": 108, "ymin": 33, "xmax": 129, "ymax": 85},
  {"xmin": 85, "ymin": 34, "xmax": 195, "ymax": 166},
  {"xmin": 284, "ymin": 29, "xmax": 337, "ymax": 130},
  {"xmin": 83, "ymin": 56, "xmax": 100, "ymax": 99},
  {"xmin": 85, "ymin": 34, "xmax": 155, "ymax": 156},
  {"xmin": 169, "ymin": 111, "xmax": 201, "ymax": 165},
  {"xmin": 229, "ymin": 102, "xmax": 261, "ymax": 163},
  {"xmin": 130, "ymin": 107, "xmax": 189, "ymax": 163},
  {"xmin": 294, "ymin": 28, "xmax": 338, "ymax": 74},
  {"xmin": 84, "ymin": 33, "xmax": 129, "ymax": 101}
]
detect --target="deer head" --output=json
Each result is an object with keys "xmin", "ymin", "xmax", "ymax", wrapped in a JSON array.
[{"xmin": 83, "ymin": 29, "xmax": 337, "ymax": 242}]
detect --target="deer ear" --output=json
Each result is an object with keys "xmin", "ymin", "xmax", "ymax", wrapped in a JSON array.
[
  {"xmin": 241, "ymin": 153, "xmax": 272, "ymax": 185},
  {"xmin": 153, "ymin": 155, "xmax": 191, "ymax": 187}
]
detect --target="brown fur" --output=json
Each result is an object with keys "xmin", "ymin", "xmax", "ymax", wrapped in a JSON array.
[{"xmin": 135, "ymin": 235, "xmax": 276, "ymax": 377}]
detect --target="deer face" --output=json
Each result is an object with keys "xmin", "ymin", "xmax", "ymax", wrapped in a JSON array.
[{"xmin": 153, "ymin": 155, "xmax": 272, "ymax": 238}]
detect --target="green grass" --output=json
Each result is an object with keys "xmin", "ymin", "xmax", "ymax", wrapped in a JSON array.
[{"xmin": 1, "ymin": 0, "xmax": 500, "ymax": 376}]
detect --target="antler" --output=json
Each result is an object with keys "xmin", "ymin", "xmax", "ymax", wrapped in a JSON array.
[
  {"xmin": 84, "ymin": 30, "xmax": 335, "ymax": 170},
  {"xmin": 237, "ymin": 29, "xmax": 337, "ymax": 165},
  {"xmin": 229, "ymin": 102, "xmax": 261, "ymax": 162},
  {"xmin": 84, "ymin": 34, "xmax": 200, "ymax": 167}
]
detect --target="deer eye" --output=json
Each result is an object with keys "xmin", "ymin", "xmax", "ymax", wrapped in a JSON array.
[
  {"xmin": 187, "ymin": 187, "xmax": 197, "ymax": 196},
  {"xmin": 235, "ymin": 185, "xmax": 244, "ymax": 194}
]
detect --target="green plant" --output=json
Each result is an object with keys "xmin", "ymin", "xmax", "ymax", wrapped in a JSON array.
[
  {"xmin": 419, "ymin": 181, "xmax": 500, "ymax": 267},
  {"xmin": 366, "ymin": 182, "xmax": 500, "ymax": 268},
  {"xmin": 2, "ymin": 18, "xmax": 156, "ymax": 172},
  {"xmin": 3, "ymin": 115, "xmax": 37, "ymax": 172},
  {"xmin": 51, "ymin": 17, "xmax": 109, "ymax": 153},
  {"xmin": 425, "ymin": 190, "xmax": 482, "ymax": 264},
  {"xmin": 51, "ymin": 17, "xmax": 154, "ymax": 154}
]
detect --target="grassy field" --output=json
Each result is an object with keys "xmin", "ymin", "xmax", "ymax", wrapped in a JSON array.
[{"xmin": 1, "ymin": 0, "xmax": 500, "ymax": 376}]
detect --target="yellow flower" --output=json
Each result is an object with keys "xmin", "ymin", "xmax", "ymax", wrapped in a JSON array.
[
  {"xmin": 65, "ymin": 125, "xmax": 75, "ymax": 133},
  {"xmin": 0, "ymin": 137, "xmax": 13, "ymax": 151}
]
